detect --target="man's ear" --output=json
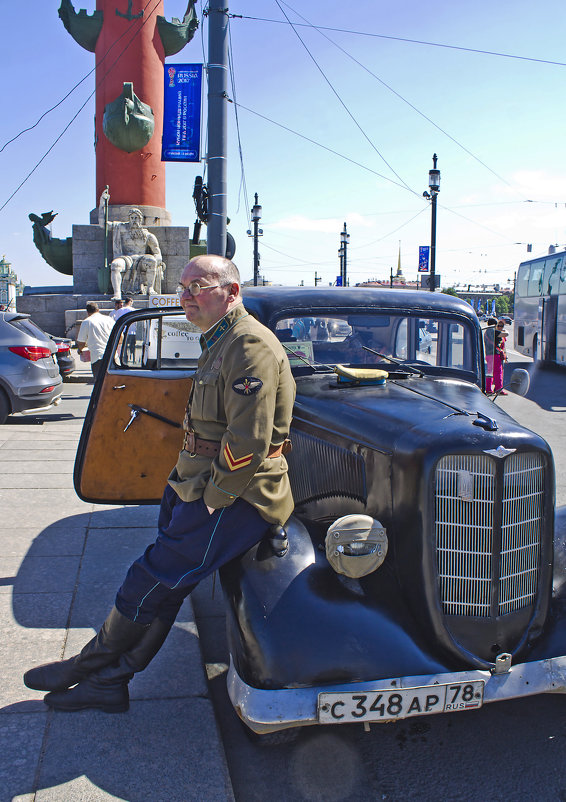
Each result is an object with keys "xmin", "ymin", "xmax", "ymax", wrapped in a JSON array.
[{"xmin": 227, "ymin": 282, "xmax": 240, "ymax": 300}]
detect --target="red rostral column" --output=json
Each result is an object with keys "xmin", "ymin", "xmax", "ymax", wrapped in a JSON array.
[
  {"xmin": 95, "ymin": 0, "xmax": 165, "ymax": 217},
  {"xmin": 58, "ymin": 0, "xmax": 198, "ymax": 224}
]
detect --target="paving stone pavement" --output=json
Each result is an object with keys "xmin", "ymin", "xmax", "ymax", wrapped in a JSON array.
[{"xmin": 0, "ymin": 365, "xmax": 234, "ymax": 802}]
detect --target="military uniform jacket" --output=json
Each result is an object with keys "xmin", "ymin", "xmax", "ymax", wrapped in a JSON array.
[{"xmin": 168, "ymin": 303, "xmax": 296, "ymax": 525}]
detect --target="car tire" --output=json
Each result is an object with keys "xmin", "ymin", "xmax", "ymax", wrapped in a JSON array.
[{"xmin": 0, "ymin": 388, "xmax": 11, "ymax": 425}]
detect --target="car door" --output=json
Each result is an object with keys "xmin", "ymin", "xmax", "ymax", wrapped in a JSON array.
[{"xmin": 74, "ymin": 308, "xmax": 201, "ymax": 504}]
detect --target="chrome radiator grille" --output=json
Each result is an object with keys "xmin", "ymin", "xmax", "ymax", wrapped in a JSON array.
[{"xmin": 435, "ymin": 453, "xmax": 544, "ymax": 617}]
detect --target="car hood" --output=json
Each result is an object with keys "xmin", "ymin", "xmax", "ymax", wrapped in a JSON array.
[{"xmin": 292, "ymin": 373, "xmax": 540, "ymax": 452}]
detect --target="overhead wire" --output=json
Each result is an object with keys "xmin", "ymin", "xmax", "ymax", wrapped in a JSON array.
[
  {"xmin": 231, "ymin": 14, "xmax": 566, "ymax": 69},
  {"xmin": 228, "ymin": 99, "xmax": 423, "ymax": 198},
  {"xmin": 273, "ymin": 0, "xmax": 415, "ymax": 195},
  {"xmin": 278, "ymin": 0, "xmax": 515, "ymax": 193},
  {"xmin": 0, "ymin": 0, "xmax": 159, "ymax": 156},
  {"xmin": 0, "ymin": 0, "xmax": 163, "ymax": 214},
  {"xmin": 227, "ymin": 16, "xmax": 251, "ymax": 224}
]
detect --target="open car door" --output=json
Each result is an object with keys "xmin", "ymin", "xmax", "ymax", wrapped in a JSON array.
[{"xmin": 74, "ymin": 308, "xmax": 201, "ymax": 504}]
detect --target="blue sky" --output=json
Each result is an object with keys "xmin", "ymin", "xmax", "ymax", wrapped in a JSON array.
[{"xmin": 2, "ymin": 0, "xmax": 566, "ymax": 290}]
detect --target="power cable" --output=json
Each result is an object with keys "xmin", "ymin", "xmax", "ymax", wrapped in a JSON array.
[
  {"xmin": 232, "ymin": 14, "xmax": 566, "ymax": 68},
  {"xmin": 0, "ymin": 0, "xmax": 159, "ymax": 155},
  {"xmin": 227, "ymin": 17, "xmax": 251, "ymax": 224},
  {"xmin": 229, "ymin": 99, "xmax": 423, "ymax": 199},
  {"xmin": 0, "ymin": 0, "xmax": 163, "ymax": 213},
  {"xmin": 278, "ymin": 1, "xmax": 514, "ymax": 192},
  {"xmin": 273, "ymin": 0, "xmax": 415, "ymax": 195}
]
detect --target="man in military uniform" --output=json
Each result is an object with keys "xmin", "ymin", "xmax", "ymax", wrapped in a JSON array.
[{"xmin": 24, "ymin": 255, "xmax": 295, "ymax": 713}]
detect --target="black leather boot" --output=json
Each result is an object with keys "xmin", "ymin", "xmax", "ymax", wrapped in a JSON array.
[
  {"xmin": 23, "ymin": 607, "xmax": 149, "ymax": 692},
  {"xmin": 43, "ymin": 618, "xmax": 173, "ymax": 713}
]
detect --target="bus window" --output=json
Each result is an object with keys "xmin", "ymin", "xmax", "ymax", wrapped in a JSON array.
[
  {"xmin": 545, "ymin": 257, "xmax": 561, "ymax": 295},
  {"xmin": 516, "ymin": 263, "xmax": 530, "ymax": 297},
  {"xmin": 560, "ymin": 261, "xmax": 566, "ymax": 294},
  {"xmin": 528, "ymin": 263, "xmax": 544, "ymax": 297}
]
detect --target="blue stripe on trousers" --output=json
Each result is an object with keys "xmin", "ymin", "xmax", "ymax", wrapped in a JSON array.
[{"xmin": 115, "ymin": 485, "xmax": 269, "ymax": 625}]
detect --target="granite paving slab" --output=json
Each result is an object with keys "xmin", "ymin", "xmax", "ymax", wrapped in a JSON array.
[
  {"xmin": 0, "ymin": 713, "xmax": 49, "ymax": 802},
  {"xmin": 35, "ymin": 699, "xmax": 234, "ymax": 802}
]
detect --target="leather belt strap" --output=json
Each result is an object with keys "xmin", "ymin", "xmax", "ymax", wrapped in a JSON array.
[{"xmin": 183, "ymin": 432, "xmax": 291, "ymax": 459}]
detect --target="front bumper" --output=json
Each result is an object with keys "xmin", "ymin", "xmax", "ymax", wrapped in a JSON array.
[{"xmin": 227, "ymin": 655, "xmax": 566, "ymax": 734}]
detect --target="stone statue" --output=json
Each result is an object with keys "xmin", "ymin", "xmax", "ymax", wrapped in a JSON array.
[{"xmin": 98, "ymin": 188, "xmax": 163, "ymax": 299}]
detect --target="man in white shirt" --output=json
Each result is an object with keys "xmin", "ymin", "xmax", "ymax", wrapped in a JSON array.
[
  {"xmin": 76, "ymin": 302, "xmax": 115, "ymax": 378},
  {"xmin": 109, "ymin": 297, "xmax": 135, "ymax": 323}
]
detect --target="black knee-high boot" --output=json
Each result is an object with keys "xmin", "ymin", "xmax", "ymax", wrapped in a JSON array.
[
  {"xmin": 42, "ymin": 617, "xmax": 173, "ymax": 713},
  {"xmin": 23, "ymin": 607, "xmax": 149, "ymax": 692}
]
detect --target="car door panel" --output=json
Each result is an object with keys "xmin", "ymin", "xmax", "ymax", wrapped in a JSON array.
[{"xmin": 75, "ymin": 371, "xmax": 190, "ymax": 504}]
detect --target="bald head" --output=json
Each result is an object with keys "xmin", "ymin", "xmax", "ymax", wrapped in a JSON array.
[
  {"xmin": 179, "ymin": 255, "xmax": 242, "ymax": 331},
  {"xmin": 187, "ymin": 255, "xmax": 241, "ymax": 290}
]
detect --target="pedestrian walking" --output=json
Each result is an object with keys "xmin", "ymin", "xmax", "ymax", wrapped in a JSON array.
[{"xmin": 24, "ymin": 255, "xmax": 296, "ymax": 713}]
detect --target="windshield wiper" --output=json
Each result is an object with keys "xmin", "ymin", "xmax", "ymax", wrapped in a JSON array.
[{"xmin": 361, "ymin": 345, "xmax": 423, "ymax": 376}]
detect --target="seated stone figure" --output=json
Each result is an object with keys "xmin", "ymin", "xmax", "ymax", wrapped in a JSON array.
[{"xmin": 98, "ymin": 189, "xmax": 164, "ymax": 299}]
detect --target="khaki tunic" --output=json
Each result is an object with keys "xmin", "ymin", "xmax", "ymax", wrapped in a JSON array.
[{"xmin": 168, "ymin": 304, "xmax": 296, "ymax": 526}]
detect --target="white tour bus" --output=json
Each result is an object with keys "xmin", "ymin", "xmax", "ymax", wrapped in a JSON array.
[{"xmin": 514, "ymin": 251, "xmax": 566, "ymax": 365}]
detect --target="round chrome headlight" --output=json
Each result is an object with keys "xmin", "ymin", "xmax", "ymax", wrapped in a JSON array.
[{"xmin": 325, "ymin": 514, "xmax": 388, "ymax": 578}]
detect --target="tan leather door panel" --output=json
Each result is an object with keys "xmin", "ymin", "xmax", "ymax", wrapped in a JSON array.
[{"xmin": 78, "ymin": 373, "xmax": 191, "ymax": 503}]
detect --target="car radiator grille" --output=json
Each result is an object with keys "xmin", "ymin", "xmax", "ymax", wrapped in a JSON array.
[{"xmin": 435, "ymin": 453, "xmax": 545, "ymax": 617}]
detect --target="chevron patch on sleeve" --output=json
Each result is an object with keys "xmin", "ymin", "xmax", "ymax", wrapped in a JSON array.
[{"xmin": 223, "ymin": 442, "xmax": 253, "ymax": 471}]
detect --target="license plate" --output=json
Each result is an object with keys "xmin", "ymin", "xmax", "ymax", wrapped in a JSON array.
[{"xmin": 318, "ymin": 681, "xmax": 484, "ymax": 724}]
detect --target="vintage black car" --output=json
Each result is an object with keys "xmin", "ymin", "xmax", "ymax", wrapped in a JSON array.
[{"xmin": 74, "ymin": 287, "xmax": 562, "ymax": 735}]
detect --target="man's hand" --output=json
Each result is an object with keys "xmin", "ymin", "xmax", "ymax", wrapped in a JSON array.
[{"xmin": 206, "ymin": 505, "xmax": 215, "ymax": 515}]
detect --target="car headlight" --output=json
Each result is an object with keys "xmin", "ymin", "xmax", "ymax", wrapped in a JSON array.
[{"xmin": 325, "ymin": 514, "xmax": 388, "ymax": 578}]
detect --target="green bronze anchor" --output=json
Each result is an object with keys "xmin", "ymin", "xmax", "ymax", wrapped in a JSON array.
[{"xmin": 116, "ymin": 1, "xmax": 143, "ymax": 21}]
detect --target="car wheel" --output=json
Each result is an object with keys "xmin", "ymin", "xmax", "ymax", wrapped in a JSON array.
[{"xmin": 0, "ymin": 388, "xmax": 11, "ymax": 425}]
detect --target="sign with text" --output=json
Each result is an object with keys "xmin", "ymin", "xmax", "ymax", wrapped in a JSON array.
[
  {"xmin": 148, "ymin": 294, "xmax": 181, "ymax": 308},
  {"xmin": 162, "ymin": 64, "xmax": 203, "ymax": 162},
  {"xmin": 418, "ymin": 246, "xmax": 430, "ymax": 272}
]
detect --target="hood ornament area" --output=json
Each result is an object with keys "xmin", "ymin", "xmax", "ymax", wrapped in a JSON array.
[{"xmin": 484, "ymin": 445, "xmax": 517, "ymax": 459}]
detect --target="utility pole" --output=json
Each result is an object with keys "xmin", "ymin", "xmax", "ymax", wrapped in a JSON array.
[
  {"xmin": 248, "ymin": 193, "xmax": 263, "ymax": 286},
  {"xmin": 340, "ymin": 222, "xmax": 350, "ymax": 286},
  {"xmin": 314, "ymin": 272, "xmax": 322, "ymax": 286},
  {"xmin": 207, "ymin": 0, "xmax": 228, "ymax": 257},
  {"xmin": 423, "ymin": 154, "xmax": 440, "ymax": 291}
]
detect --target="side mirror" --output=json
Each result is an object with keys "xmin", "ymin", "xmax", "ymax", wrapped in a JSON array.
[{"xmin": 509, "ymin": 368, "xmax": 530, "ymax": 397}]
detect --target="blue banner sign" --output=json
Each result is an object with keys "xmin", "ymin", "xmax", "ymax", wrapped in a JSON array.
[
  {"xmin": 162, "ymin": 64, "xmax": 203, "ymax": 162},
  {"xmin": 418, "ymin": 246, "xmax": 430, "ymax": 272}
]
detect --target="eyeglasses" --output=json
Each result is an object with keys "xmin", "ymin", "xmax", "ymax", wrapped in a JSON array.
[{"xmin": 176, "ymin": 281, "xmax": 223, "ymax": 297}]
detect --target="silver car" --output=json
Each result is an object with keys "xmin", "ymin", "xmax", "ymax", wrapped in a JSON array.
[{"xmin": 0, "ymin": 312, "xmax": 63, "ymax": 424}]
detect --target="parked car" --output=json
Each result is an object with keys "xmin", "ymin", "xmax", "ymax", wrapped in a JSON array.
[
  {"xmin": 500, "ymin": 315, "xmax": 513, "ymax": 325},
  {"xmin": 73, "ymin": 287, "xmax": 562, "ymax": 737},
  {"xmin": 0, "ymin": 312, "xmax": 63, "ymax": 424},
  {"xmin": 47, "ymin": 334, "xmax": 75, "ymax": 378}
]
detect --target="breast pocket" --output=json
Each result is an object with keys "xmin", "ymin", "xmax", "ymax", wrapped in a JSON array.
[{"xmin": 191, "ymin": 368, "xmax": 221, "ymax": 424}]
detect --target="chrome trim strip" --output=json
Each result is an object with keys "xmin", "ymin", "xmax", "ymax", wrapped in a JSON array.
[{"xmin": 227, "ymin": 656, "xmax": 566, "ymax": 734}]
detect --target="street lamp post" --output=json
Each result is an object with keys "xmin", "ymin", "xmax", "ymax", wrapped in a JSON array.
[
  {"xmin": 340, "ymin": 222, "xmax": 350, "ymax": 286},
  {"xmin": 248, "ymin": 193, "xmax": 263, "ymax": 286},
  {"xmin": 423, "ymin": 154, "xmax": 440, "ymax": 292}
]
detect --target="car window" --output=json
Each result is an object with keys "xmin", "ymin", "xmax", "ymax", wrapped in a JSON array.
[
  {"xmin": 8, "ymin": 317, "xmax": 50, "ymax": 342},
  {"xmin": 275, "ymin": 313, "xmax": 475, "ymax": 374},
  {"xmin": 116, "ymin": 315, "xmax": 201, "ymax": 370}
]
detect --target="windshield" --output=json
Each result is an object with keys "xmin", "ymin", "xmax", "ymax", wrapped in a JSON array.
[{"xmin": 274, "ymin": 313, "xmax": 476, "ymax": 375}]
